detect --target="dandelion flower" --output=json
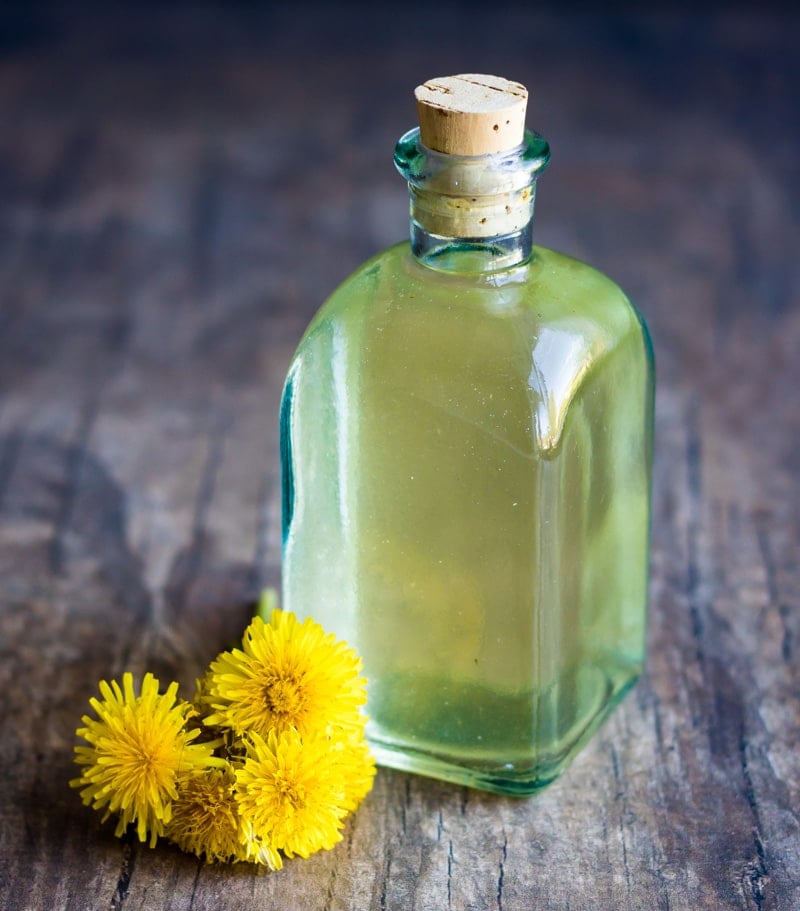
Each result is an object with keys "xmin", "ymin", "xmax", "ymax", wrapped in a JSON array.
[
  {"xmin": 235, "ymin": 729, "xmax": 352, "ymax": 865},
  {"xmin": 204, "ymin": 609, "xmax": 366, "ymax": 740},
  {"xmin": 72, "ymin": 672, "xmax": 222, "ymax": 847},
  {"xmin": 165, "ymin": 766, "xmax": 242, "ymax": 863},
  {"xmin": 331, "ymin": 734, "xmax": 376, "ymax": 811}
]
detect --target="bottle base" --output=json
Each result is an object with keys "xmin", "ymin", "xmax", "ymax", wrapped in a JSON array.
[{"xmin": 366, "ymin": 666, "xmax": 640, "ymax": 797}]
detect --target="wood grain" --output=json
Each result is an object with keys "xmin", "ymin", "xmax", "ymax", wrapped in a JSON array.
[{"xmin": 1, "ymin": 5, "xmax": 798, "ymax": 910}]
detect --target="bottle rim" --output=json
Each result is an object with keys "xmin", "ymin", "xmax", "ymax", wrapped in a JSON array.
[{"xmin": 394, "ymin": 127, "xmax": 550, "ymax": 195}]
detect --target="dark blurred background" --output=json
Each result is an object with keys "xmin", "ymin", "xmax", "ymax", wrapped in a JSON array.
[{"xmin": 2, "ymin": 2, "xmax": 796, "ymax": 356}]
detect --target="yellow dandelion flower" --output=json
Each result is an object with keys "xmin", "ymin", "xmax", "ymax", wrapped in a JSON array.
[
  {"xmin": 165, "ymin": 766, "xmax": 243, "ymax": 863},
  {"xmin": 236, "ymin": 731, "xmax": 375, "ymax": 870},
  {"xmin": 72, "ymin": 672, "xmax": 223, "ymax": 847},
  {"xmin": 204, "ymin": 608, "xmax": 367, "ymax": 740},
  {"xmin": 235, "ymin": 729, "xmax": 352, "ymax": 864},
  {"xmin": 330, "ymin": 733, "xmax": 376, "ymax": 812}
]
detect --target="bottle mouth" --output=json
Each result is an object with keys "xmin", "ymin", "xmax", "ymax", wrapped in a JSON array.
[
  {"xmin": 394, "ymin": 128, "xmax": 550, "ymax": 195},
  {"xmin": 395, "ymin": 128, "xmax": 550, "ymax": 242}
]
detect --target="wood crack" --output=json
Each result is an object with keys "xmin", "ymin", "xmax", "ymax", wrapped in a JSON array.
[
  {"xmin": 755, "ymin": 524, "xmax": 793, "ymax": 665},
  {"xmin": 163, "ymin": 411, "xmax": 229, "ymax": 624},
  {"xmin": 496, "ymin": 834, "xmax": 507, "ymax": 911},
  {"xmin": 685, "ymin": 394, "xmax": 707, "ymax": 679},
  {"xmin": 321, "ymin": 864, "xmax": 337, "ymax": 911},
  {"xmin": 0, "ymin": 430, "xmax": 23, "ymax": 513},
  {"xmin": 400, "ymin": 777, "xmax": 411, "ymax": 835},
  {"xmin": 379, "ymin": 849, "xmax": 392, "ymax": 911},
  {"xmin": 49, "ymin": 403, "xmax": 101, "ymax": 575},
  {"xmin": 447, "ymin": 840, "xmax": 454, "ymax": 910},
  {"xmin": 739, "ymin": 730, "xmax": 770, "ymax": 911},
  {"xmin": 109, "ymin": 837, "xmax": 135, "ymax": 911},
  {"xmin": 610, "ymin": 745, "xmax": 633, "ymax": 898},
  {"xmin": 188, "ymin": 862, "xmax": 202, "ymax": 911}
]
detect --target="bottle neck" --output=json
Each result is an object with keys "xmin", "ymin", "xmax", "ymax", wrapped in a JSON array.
[
  {"xmin": 409, "ymin": 188, "xmax": 535, "ymax": 273},
  {"xmin": 395, "ymin": 129, "xmax": 550, "ymax": 275}
]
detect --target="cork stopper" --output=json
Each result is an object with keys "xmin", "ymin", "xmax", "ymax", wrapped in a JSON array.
[{"xmin": 415, "ymin": 74, "xmax": 528, "ymax": 156}]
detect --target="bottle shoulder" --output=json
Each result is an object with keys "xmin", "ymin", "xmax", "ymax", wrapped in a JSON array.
[
  {"xmin": 307, "ymin": 242, "xmax": 648, "ymax": 351},
  {"xmin": 286, "ymin": 244, "xmax": 653, "ymax": 459}
]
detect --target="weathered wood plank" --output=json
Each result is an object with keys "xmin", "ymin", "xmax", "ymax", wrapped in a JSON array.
[{"xmin": 1, "ymin": 5, "xmax": 798, "ymax": 910}]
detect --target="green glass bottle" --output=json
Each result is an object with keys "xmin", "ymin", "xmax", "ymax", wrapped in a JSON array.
[{"xmin": 280, "ymin": 74, "xmax": 654, "ymax": 795}]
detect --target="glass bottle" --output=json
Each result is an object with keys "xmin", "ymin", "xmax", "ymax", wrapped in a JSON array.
[{"xmin": 280, "ymin": 75, "xmax": 654, "ymax": 795}]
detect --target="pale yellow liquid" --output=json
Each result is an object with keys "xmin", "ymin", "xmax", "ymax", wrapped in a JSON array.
[{"xmin": 280, "ymin": 243, "xmax": 653, "ymax": 794}]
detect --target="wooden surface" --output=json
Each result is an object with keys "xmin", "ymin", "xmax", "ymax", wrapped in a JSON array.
[{"xmin": 1, "ymin": 4, "xmax": 799, "ymax": 909}]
